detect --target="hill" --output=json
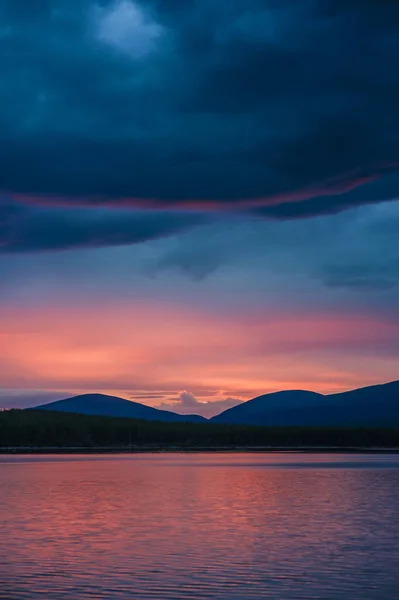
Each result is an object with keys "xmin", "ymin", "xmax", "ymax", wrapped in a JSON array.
[
  {"xmin": 211, "ymin": 381, "xmax": 399, "ymax": 427},
  {"xmin": 33, "ymin": 393, "xmax": 205, "ymax": 423}
]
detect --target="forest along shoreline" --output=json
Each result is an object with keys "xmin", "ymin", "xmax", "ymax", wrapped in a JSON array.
[
  {"xmin": 2, "ymin": 446, "xmax": 399, "ymax": 454},
  {"xmin": 1, "ymin": 409, "xmax": 399, "ymax": 451}
]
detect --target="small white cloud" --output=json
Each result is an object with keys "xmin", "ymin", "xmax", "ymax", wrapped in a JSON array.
[
  {"xmin": 93, "ymin": 0, "xmax": 163, "ymax": 58},
  {"xmin": 179, "ymin": 390, "xmax": 200, "ymax": 407},
  {"xmin": 160, "ymin": 391, "xmax": 244, "ymax": 418}
]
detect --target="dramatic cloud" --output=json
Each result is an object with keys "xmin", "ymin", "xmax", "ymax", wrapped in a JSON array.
[
  {"xmin": 0, "ymin": 0, "xmax": 398, "ymax": 223},
  {"xmin": 0, "ymin": 198, "xmax": 205, "ymax": 252}
]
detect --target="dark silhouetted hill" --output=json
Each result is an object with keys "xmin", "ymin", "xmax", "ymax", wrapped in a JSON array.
[
  {"xmin": 211, "ymin": 381, "xmax": 399, "ymax": 427},
  {"xmin": 33, "ymin": 394, "xmax": 205, "ymax": 423}
]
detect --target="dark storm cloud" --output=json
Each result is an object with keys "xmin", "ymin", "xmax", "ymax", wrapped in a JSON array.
[
  {"xmin": 0, "ymin": 0, "xmax": 398, "ymax": 224},
  {"xmin": 0, "ymin": 198, "xmax": 204, "ymax": 252},
  {"xmin": 256, "ymin": 169, "xmax": 399, "ymax": 219}
]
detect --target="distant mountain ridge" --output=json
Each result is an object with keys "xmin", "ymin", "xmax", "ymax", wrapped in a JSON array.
[
  {"xmin": 33, "ymin": 394, "xmax": 205, "ymax": 423},
  {"xmin": 211, "ymin": 380, "xmax": 399, "ymax": 427},
  {"xmin": 31, "ymin": 381, "xmax": 399, "ymax": 427}
]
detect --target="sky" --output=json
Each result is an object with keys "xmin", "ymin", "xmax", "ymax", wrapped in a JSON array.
[{"xmin": 0, "ymin": 0, "xmax": 398, "ymax": 417}]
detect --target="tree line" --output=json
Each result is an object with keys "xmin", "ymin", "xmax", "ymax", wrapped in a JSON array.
[{"xmin": 1, "ymin": 409, "xmax": 399, "ymax": 449}]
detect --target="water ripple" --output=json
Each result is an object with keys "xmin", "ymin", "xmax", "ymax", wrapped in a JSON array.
[{"xmin": 1, "ymin": 453, "xmax": 399, "ymax": 599}]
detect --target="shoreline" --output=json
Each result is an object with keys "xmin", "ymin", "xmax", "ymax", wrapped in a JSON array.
[{"xmin": 2, "ymin": 446, "xmax": 399, "ymax": 454}]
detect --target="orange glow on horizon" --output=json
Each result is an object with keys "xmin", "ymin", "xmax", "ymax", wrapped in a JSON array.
[{"xmin": 0, "ymin": 300, "xmax": 398, "ymax": 407}]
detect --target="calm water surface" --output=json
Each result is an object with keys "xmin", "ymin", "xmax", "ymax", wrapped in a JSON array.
[{"xmin": 1, "ymin": 453, "xmax": 399, "ymax": 600}]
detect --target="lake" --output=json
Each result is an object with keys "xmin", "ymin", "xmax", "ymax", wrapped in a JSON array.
[{"xmin": 1, "ymin": 453, "xmax": 399, "ymax": 599}]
